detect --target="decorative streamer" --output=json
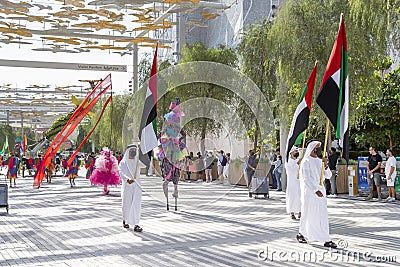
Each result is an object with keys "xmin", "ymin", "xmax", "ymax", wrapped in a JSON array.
[
  {"xmin": 67, "ymin": 95, "xmax": 112, "ymax": 166},
  {"xmin": 33, "ymin": 75, "xmax": 112, "ymax": 187}
]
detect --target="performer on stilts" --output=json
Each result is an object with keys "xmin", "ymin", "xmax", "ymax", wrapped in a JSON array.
[
  {"xmin": 119, "ymin": 144, "xmax": 144, "ymax": 232},
  {"xmin": 156, "ymin": 98, "xmax": 187, "ymax": 211},
  {"xmin": 90, "ymin": 147, "xmax": 120, "ymax": 195}
]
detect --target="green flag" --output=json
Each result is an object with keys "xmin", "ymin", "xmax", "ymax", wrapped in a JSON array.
[{"xmin": 2, "ymin": 136, "xmax": 9, "ymax": 153}]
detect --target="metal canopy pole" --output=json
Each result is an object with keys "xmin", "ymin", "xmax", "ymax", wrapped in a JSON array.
[{"xmin": 133, "ymin": 43, "xmax": 139, "ymax": 93}]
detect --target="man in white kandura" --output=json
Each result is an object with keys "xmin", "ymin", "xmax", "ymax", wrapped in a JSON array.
[
  {"xmin": 119, "ymin": 144, "xmax": 144, "ymax": 232},
  {"xmin": 285, "ymin": 146, "xmax": 301, "ymax": 220},
  {"xmin": 296, "ymin": 141, "xmax": 337, "ymax": 248}
]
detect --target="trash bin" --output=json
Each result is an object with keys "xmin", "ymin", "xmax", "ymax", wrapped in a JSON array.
[
  {"xmin": 379, "ymin": 161, "xmax": 389, "ymax": 199},
  {"xmin": 0, "ymin": 183, "xmax": 9, "ymax": 213},
  {"xmin": 348, "ymin": 165, "xmax": 357, "ymax": 196}
]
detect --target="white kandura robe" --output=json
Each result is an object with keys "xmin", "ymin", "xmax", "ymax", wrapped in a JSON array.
[
  {"xmin": 299, "ymin": 156, "xmax": 332, "ymax": 242},
  {"xmin": 285, "ymin": 158, "xmax": 301, "ymax": 214},
  {"xmin": 119, "ymin": 151, "xmax": 144, "ymax": 226}
]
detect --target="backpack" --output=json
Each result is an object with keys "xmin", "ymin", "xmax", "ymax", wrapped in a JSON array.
[{"xmin": 221, "ymin": 155, "xmax": 227, "ymax": 166}]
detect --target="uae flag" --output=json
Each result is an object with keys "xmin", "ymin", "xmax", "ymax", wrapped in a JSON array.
[
  {"xmin": 316, "ymin": 14, "xmax": 349, "ymax": 162},
  {"xmin": 138, "ymin": 45, "xmax": 158, "ymax": 168},
  {"xmin": 286, "ymin": 62, "xmax": 318, "ymax": 161}
]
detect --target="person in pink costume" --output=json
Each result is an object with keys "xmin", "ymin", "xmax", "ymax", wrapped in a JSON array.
[{"xmin": 90, "ymin": 147, "xmax": 121, "ymax": 195}]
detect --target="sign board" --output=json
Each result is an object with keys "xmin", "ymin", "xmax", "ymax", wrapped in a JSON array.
[
  {"xmin": 358, "ymin": 157, "xmax": 369, "ymax": 193},
  {"xmin": 0, "ymin": 59, "xmax": 127, "ymax": 72}
]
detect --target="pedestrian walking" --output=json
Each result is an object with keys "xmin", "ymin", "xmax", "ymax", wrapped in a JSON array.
[{"xmin": 296, "ymin": 141, "xmax": 337, "ymax": 248}]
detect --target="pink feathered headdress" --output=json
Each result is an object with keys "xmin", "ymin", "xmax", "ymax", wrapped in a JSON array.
[{"xmin": 100, "ymin": 147, "xmax": 113, "ymax": 156}]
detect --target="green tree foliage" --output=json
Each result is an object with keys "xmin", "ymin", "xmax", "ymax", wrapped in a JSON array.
[
  {"xmin": 138, "ymin": 52, "xmax": 152, "ymax": 88},
  {"xmin": 354, "ymin": 66, "xmax": 400, "ymax": 151},
  {"xmin": 85, "ymin": 94, "xmax": 132, "ymax": 152},
  {"xmin": 0, "ymin": 124, "xmax": 17, "ymax": 153},
  {"xmin": 237, "ymin": 19, "xmax": 278, "ymax": 149},
  {"xmin": 165, "ymin": 43, "xmax": 238, "ymax": 152},
  {"xmin": 44, "ymin": 110, "xmax": 75, "ymax": 140},
  {"xmin": 76, "ymin": 125, "xmax": 92, "ymax": 153},
  {"xmin": 240, "ymin": 0, "xmax": 399, "ymax": 151}
]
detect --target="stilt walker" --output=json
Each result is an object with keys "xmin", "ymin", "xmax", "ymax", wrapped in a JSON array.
[{"xmin": 156, "ymin": 98, "xmax": 187, "ymax": 211}]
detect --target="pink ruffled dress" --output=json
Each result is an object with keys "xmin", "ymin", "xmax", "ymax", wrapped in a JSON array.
[{"xmin": 90, "ymin": 154, "xmax": 121, "ymax": 186}]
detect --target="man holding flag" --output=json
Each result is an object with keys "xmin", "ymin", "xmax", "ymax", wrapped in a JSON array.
[
  {"xmin": 295, "ymin": 13, "xmax": 348, "ymax": 249},
  {"xmin": 119, "ymin": 45, "xmax": 158, "ymax": 230},
  {"xmin": 285, "ymin": 62, "xmax": 318, "ymax": 221}
]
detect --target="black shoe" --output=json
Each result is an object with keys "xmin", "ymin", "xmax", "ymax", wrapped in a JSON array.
[
  {"xmin": 324, "ymin": 241, "xmax": 337, "ymax": 248},
  {"xmin": 296, "ymin": 234, "xmax": 307, "ymax": 243},
  {"xmin": 291, "ymin": 214, "xmax": 297, "ymax": 220},
  {"xmin": 277, "ymin": 189, "xmax": 282, "ymax": 192}
]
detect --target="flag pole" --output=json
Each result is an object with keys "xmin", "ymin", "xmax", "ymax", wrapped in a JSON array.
[
  {"xmin": 320, "ymin": 118, "xmax": 330, "ymax": 185},
  {"xmin": 301, "ymin": 130, "xmax": 307, "ymax": 157},
  {"xmin": 297, "ymin": 130, "xmax": 307, "ymax": 179}
]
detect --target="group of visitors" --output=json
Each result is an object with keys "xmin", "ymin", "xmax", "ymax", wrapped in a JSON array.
[
  {"xmin": 285, "ymin": 142, "xmax": 397, "ymax": 249},
  {"xmin": 174, "ymin": 149, "xmax": 231, "ymax": 184},
  {"xmin": 365, "ymin": 147, "xmax": 397, "ymax": 202}
]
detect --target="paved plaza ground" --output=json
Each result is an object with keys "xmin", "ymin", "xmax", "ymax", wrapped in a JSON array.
[{"xmin": 0, "ymin": 168, "xmax": 399, "ymax": 267}]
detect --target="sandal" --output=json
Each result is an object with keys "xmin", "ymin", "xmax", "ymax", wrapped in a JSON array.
[
  {"xmin": 123, "ymin": 220, "xmax": 129, "ymax": 228},
  {"xmin": 324, "ymin": 241, "xmax": 337, "ymax": 248},
  {"xmin": 296, "ymin": 234, "xmax": 307, "ymax": 243},
  {"xmin": 134, "ymin": 225, "xmax": 143, "ymax": 232}
]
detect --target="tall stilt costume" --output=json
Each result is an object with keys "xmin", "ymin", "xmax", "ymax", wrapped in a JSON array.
[
  {"xmin": 155, "ymin": 98, "xmax": 187, "ymax": 211},
  {"xmin": 119, "ymin": 144, "xmax": 144, "ymax": 232},
  {"xmin": 90, "ymin": 147, "xmax": 121, "ymax": 195}
]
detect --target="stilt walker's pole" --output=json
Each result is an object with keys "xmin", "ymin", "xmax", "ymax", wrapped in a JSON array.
[
  {"xmin": 175, "ymin": 196, "xmax": 177, "ymax": 211},
  {"xmin": 320, "ymin": 119, "xmax": 330, "ymax": 185},
  {"xmin": 167, "ymin": 196, "xmax": 169, "ymax": 211}
]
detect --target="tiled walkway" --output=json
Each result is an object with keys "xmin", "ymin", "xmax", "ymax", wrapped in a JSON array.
[{"xmin": 0, "ymin": 169, "xmax": 399, "ymax": 266}]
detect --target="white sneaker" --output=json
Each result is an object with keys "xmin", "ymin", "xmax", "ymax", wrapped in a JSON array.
[
  {"xmin": 390, "ymin": 198, "xmax": 396, "ymax": 202},
  {"xmin": 385, "ymin": 197, "xmax": 392, "ymax": 202},
  {"xmin": 332, "ymin": 194, "xmax": 338, "ymax": 198}
]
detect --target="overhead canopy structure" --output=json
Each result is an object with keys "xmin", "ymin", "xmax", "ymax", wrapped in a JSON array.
[
  {"xmin": 0, "ymin": 0, "xmax": 229, "ymax": 129},
  {"xmin": 0, "ymin": 83, "xmax": 95, "ymax": 128},
  {"xmin": 0, "ymin": 0, "xmax": 226, "ymax": 53}
]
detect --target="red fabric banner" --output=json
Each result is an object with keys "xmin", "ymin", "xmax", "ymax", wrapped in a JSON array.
[
  {"xmin": 67, "ymin": 95, "xmax": 112, "ymax": 166},
  {"xmin": 33, "ymin": 75, "xmax": 112, "ymax": 188}
]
